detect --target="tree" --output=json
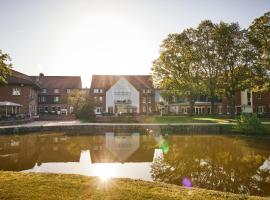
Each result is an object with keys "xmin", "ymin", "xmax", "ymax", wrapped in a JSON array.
[
  {"xmin": 152, "ymin": 29, "xmax": 204, "ymax": 115},
  {"xmin": 0, "ymin": 50, "xmax": 12, "ymax": 85},
  {"xmin": 214, "ymin": 22, "xmax": 253, "ymax": 117},
  {"xmin": 248, "ymin": 12, "xmax": 270, "ymax": 89},
  {"xmin": 76, "ymin": 96, "xmax": 95, "ymax": 122},
  {"xmin": 67, "ymin": 90, "xmax": 88, "ymax": 114},
  {"xmin": 195, "ymin": 20, "xmax": 220, "ymax": 114}
]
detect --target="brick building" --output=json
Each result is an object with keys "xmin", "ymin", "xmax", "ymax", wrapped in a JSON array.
[
  {"xmin": 31, "ymin": 73, "xmax": 82, "ymax": 114},
  {"xmin": 0, "ymin": 70, "xmax": 40, "ymax": 116}
]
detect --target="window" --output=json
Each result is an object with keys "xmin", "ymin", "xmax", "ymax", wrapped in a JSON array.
[
  {"xmin": 143, "ymin": 89, "xmax": 151, "ymax": 93},
  {"xmin": 148, "ymin": 97, "xmax": 151, "ymax": 103},
  {"xmin": 66, "ymin": 89, "xmax": 71, "ymax": 94},
  {"xmin": 54, "ymin": 89, "xmax": 59, "ymax": 93},
  {"xmin": 143, "ymin": 106, "xmax": 146, "ymax": 112},
  {"xmin": 12, "ymin": 87, "xmax": 21, "ymax": 96},
  {"xmin": 53, "ymin": 96, "xmax": 59, "ymax": 103},
  {"xmin": 257, "ymin": 106, "xmax": 266, "ymax": 113},
  {"xmin": 41, "ymin": 96, "xmax": 46, "ymax": 102},
  {"xmin": 99, "ymin": 96, "xmax": 103, "ymax": 101},
  {"xmin": 94, "ymin": 89, "xmax": 103, "ymax": 93},
  {"xmin": 41, "ymin": 88, "xmax": 47, "ymax": 94},
  {"xmin": 247, "ymin": 91, "xmax": 251, "ymax": 106},
  {"xmin": 108, "ymin": 107, "xmax": 113, "ymax": 113},
  {"xmin": 95, "ymin": 107, "xmax": 102, "ymax": 114},
  {"xmin": 94, "ymin": 96, "xmax": 98, "ymax": 103},
  {"xmin": 142, "ymin": 97, "xmax": 146, "ymax": 104},
  {"xmin": 258, "ymin": 93, "xmax": 262, "ymax": 100}
]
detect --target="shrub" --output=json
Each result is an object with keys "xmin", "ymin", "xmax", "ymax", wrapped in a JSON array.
[
  {"xmin": 234, "ymin": 113, "xmax": 264, "ymax": 135},
  {"xmin": 75, "ymin": 97, "xmax": 95, "ymax": 122}
]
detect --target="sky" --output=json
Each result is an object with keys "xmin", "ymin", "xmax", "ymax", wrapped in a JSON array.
[{"xmin": 0, "ymin": 0, "xmax": 269, "ymax": 87}]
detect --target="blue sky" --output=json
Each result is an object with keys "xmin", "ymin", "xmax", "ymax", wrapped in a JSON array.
[{"xmin": 0, "ymin": 0, "xmax": 269, "ymax": 87}]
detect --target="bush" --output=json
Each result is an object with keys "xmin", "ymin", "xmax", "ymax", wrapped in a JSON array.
[
  {"xmin": 234, "ymin": 113, "xmax": 264, "ymax": 135},
  {"xmin": 75, "ymin": 97, "xmax": 95, "ymax": 122}
]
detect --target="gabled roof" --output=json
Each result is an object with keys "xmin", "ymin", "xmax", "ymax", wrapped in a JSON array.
[
  {"xmin": 6, "ymin": 70, "xmax": 41, "ymax": 89},
  {"xmin": 31, "ymin": 75, "xmax": 82, "ymax": 91},
  {"xmin": 90, "ymin": 75, "xmax": 153, "ymax": 91}
]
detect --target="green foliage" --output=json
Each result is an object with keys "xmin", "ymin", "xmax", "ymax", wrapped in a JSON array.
[
  {"xmin": 67, "ymin": 90, "xmax": 88, "ymax": 113},
  {"xmin": 248, "ymin": 12, "xmax": 270, "ymax": 90},
  {"xmin": 0, "ymin": 50, "xmax": 12, "ymax": 85},
  {"xmin": 234, "ymin": 113, "xmax": 264, "ymax": 135},
  {"xmin": 75, "ymin": 96, "xmax": 95, "ymax": 122}
]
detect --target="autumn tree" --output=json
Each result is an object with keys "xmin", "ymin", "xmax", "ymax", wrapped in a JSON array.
[
  {"xmin": 152, "ymin": 29, "xmax": 204, "ymax": 115},
  {"xmin": 214, "ymin": 22, "xmax": 253, "ymax": 117},
  {"xmin": 248, "ymin": 12, "xmax": 270, "ymax": 89},
  {"xmin": 195, "ymin": 20, "xmax": 220, "ymax": 114},
  {"xmin": 0, "ymin": 50, "xmax": 12, "ymax": 85}
]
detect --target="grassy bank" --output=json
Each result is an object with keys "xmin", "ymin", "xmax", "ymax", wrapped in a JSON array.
[{"xmin": 0, "ymin": 172, "xmax": 268, "ymax": 200}]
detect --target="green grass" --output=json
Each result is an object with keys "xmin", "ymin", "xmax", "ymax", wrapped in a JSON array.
[
  {"xmin": 0, "ymin": 172, "xmax": 267, "ymax": 200},
  {"xmin": 136, "ymin": 115, "xmax": 237, "ymax": 124}
]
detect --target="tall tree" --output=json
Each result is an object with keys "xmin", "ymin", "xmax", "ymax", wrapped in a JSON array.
[
  {"xmin": 195, "ymin": 20, "xmax": 220, "ymax": 114},
  {"xmin": 0, "ymin": 50, "xmax": 12, "ymax": 85},
  {"xmin": 248, "ymin": 12, "xmax": 270, "ymax": 89},
  {"xmin": 215, "ymin": 22, "xmax": 253, "ymax": 117},
  {"xmin": 152, "ymin": 29, "xmax": 204, "ymax": 115}
]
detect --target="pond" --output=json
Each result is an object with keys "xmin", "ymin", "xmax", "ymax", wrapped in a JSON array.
[{"xmin": 0, "ymin": 131, "xmax": 269, "ymax": 197}]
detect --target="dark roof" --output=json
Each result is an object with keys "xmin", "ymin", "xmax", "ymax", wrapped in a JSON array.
[
  {"xmin": 7, "ymin": 70, "xmax": 41, "ymax": 89},
  {"xmin": 90, "ymin": 75, "xmax": 153, "ymax": 91},
  {"xmin": 31, "ymin": 76, "xmax": 82, "ymax": 92}
]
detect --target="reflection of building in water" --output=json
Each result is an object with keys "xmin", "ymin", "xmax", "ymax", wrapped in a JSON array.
[
  {"xmin": 24, "ymin": 147, "xmax": 163, "ymax": 181},
  {"xmin": 0, "ymin": 135, "xmax": 39, "ymax": 171},
  {"xmin": 105, "ymin": 132, "xmax": 140, "ymax": 163}
]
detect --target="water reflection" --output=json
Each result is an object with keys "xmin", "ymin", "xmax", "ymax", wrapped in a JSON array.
[{"xmin": 0, "ymin": 133, "xmax": 269, "ymax": 196}]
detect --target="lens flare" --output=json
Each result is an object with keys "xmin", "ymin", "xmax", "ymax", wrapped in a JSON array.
[
  {"xmin": 182, "ymin": 178, "xmax": 192, "ymax": 188},
  {"xmin": 160, "ymin": 140, "xmax": 169, "ymax": 154}
]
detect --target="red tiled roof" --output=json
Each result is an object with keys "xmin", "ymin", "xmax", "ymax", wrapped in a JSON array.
[
  {"xmin": 90, "ymin": 75, "xmax": 153, "ymax": 91},
  {"xmin": 7, "ymin": 70, "xmax": 41, "ymax": 89},
  {"xmin": 31, "ymin": 75, "xmax": 82, "ymax": 92}
]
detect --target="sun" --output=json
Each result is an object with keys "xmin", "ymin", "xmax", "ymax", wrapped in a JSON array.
[{"xmin": 93, "ymin": 163, "xmax": 116, "ymax": 181}]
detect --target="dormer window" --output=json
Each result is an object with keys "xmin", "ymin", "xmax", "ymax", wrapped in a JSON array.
[
  {"xmin": 41, "ymin": 88, "xmax": 47, "ymax": 94},
  {"xmin": 54, "ymin": 89, "xmax": 59, "ymax": 94},
  {"xmin": 143, "ymin": 89, "xmax": 151, "ymax": 94},
  {"xmin": 94, "ymin": 88, "xmax": 103, "ymax": 93},
  {"xmin": 12, "ymin": 87, "xmax": 21, "ymax": 96}
]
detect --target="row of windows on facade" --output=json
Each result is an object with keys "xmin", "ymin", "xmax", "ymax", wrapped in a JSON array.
[
  {"xmin": 41, "ymin": 88, "xmax": 72, "ymax": 94},
  {"xmin": 38, "ymin": 96, "xmax": 60, "ymax": 103},
  {"xmin": 94, "ymin": 106, "xmax": 152, "ymax": 113},
  {"xmin": 93, "ymin": 96, "xmax": 152, "ymax": 104},
  {"xmin": 93, "ymin": 88, "xmax": 152, "ymax": 94},
  {"xmin": 12, "ymin": 87, "xmax": 36, "ymax": 98}
]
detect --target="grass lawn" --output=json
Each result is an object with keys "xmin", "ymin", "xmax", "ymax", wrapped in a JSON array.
[
  {"xmin": 0, "ymin": 172, "xmax": 267, "ymax": 200},
  {"xmin": 136, "ymin": 115, "xmax": 238, "ymax": 124}
]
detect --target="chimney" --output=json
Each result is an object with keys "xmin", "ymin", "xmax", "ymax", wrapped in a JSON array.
[{"xmin": 39, "ymin": 73, "xmax": 44, "ymax": 77}]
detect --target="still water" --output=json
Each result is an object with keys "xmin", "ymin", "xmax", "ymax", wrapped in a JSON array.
[{"xmin": 0, "ymin": 131, "xmax": 269, "ymax": 196}]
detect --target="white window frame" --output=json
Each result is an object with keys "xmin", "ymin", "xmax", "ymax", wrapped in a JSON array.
[
  {"xmin": 54, "ymin": 89, "xmax": 60, "ymax": 94},
  {"xmin": 12, "ymin": 87, "xmax": 21, "ymax": 96},
  {"xmin": 41, "ymin": 96, "xmax": 46, "ymax": 102},
  {"xmin": 54, "ymin": 96, "xmax": 60, "ymax": 103},
  {"xmin": 66, "ymin": 89, "xmax": 71, "ymax": 94},
  {"xmin": 41, "ymin": 88, "xmax": 47, "ymax": 94},
  {"xmin": 94, "ymin": 88, "xmax": 103, "ymax": 93}
]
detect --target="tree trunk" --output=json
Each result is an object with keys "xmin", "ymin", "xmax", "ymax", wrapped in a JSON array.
[{"xmin": 189, "ymin": 99, "xmax": 195, "ymax": 116}]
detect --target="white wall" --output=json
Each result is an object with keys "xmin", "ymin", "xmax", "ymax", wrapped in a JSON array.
[
  {"xmin": 241, "ymin": 90, "xmax": 253, "ymax": 113},
  {"xmin": 106, "ymin": 78, "xmax": 140, "ymax": 113}
]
